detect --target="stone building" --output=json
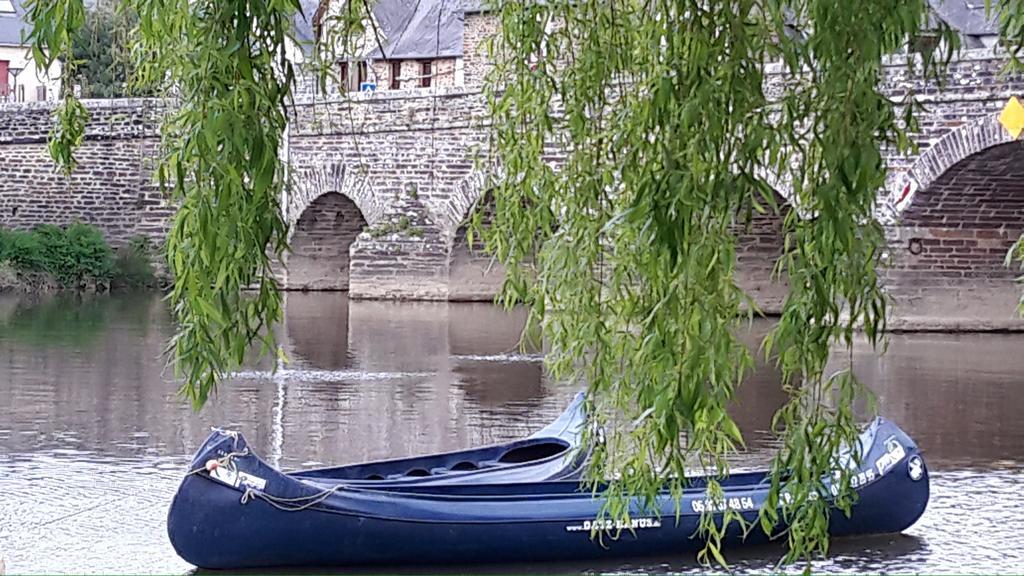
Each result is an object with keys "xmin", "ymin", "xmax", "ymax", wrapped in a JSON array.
[
  {"xmin": 292, "ymin": 0, "xmax": 467, "ymax": 94},
  {"xmin": 0, "ymin": 0, "xmax": 60, "ymax": 102}
]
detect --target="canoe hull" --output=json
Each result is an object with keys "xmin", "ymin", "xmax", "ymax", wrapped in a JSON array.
[{"xmin": 167, "ymin": 418, "xmax": 929, "ymax": 569}]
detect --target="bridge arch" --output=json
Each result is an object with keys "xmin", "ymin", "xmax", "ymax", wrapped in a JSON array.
[
  {"xmin": 439, "ymin": 164, "xmax": 498, "ymax": 244},
  {"xmin": 285, "ymin": 162, "xmax": 382, "ymax": 291},
  {"xmin": 886, "ymin": 113, "xmax": 1014, "ymax": 220},
  {"xmin": 444, "ymin": 166, "xmax": 506, "ymax": 301},
  {"xmin": 883, "ymin": 115, "xmax": 1024, "ymax": 328},
  {"xmin": 287, "ymin": 162, "xmax": 384, "ymax": 235}
]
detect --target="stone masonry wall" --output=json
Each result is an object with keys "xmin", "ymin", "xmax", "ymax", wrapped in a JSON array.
[
  {"xmin": 462, "ymin": 12, "xmax": 499, "ymax": 89},
  {"xmin": 1, "ymin": 46, "xmax": 1023, "ymax": 328},
  {"xmin": 868, "ymin": 50, "xmax": 1024, "ymax": 330},
  {"xmin": 0, "ymin": 99, "xmax": 171, "ymax": 246},
  {"xmin": 286, "ymin": 89, "xmax": 493, "ymax": 299},
  {"xmin": 287, "ymin": 192, "xmax": 369, "ymax": 290}
]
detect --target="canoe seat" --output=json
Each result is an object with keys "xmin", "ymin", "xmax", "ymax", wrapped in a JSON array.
[
  {"xmin": 450, "ymin": 461, "xmax": 479, "ymax": 471},
  {"xmin": 497, "ymin": 442, "xmax": 567, "ymax": 464}
]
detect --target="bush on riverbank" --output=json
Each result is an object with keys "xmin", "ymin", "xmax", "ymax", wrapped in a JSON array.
[
  {"xmin": 111, "ymin": 236, "xmax": 159, "ymax": 290},
  {"xmin": 0, "ymin": 224, "xmax": 157, "ymax": 292}
]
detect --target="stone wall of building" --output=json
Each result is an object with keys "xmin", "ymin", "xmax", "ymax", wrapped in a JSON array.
[{"xmin": 462, "ymin": 12, "xmax": 498, "ymax": 88}]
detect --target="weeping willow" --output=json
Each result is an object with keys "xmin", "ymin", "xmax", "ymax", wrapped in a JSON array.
[
  {"xmin": 476, "ymin": 0, "xmax": 1006, "ymax": 566},
  {"xmin": 22, "ymin": 0, "xmax": 1024, "ymax": 567}
]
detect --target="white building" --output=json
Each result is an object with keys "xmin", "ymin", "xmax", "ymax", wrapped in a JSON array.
[{"xmin": 0, "ymin": 0, "xmax": 61, "ymax": 102}]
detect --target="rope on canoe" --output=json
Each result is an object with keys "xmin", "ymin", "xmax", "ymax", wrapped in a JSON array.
[
  {"xmin": 185, "ymin": 428, "xmax": 344, "ymax": 512},
  {"xmin": 240, "ymin": 485, "xmax": 344, "ymax": 512},
  {"xmin": 184, "ymin": 448, "xmax": 250, "ymax": 477}
]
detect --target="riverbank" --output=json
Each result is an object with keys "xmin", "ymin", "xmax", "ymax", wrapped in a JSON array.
[{"xmin": 0, "ymin": 224, "xmax": 160, "ymax": 293}]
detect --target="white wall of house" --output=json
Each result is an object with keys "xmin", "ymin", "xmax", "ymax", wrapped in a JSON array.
[{"xmin": 0, "ymin": 44, "xmax": 60, "ymax": 102}]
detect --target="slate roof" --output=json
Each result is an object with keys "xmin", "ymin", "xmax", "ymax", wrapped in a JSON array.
[
  {"xmin": 0, "ymin": 0, "xmax": 30, "ymax": 47},
  {"xmin": 293, "ymin": 0, "xmax": 321, "ymax": 49},
  {"xmin": 295, "ymin": 0, "xmax": 1003, "ymax": 60},
  {"xmin": 366, "ymin": 0, "xmax": 463, "ymax": 59},
  {"xmin": 929, "ymin": 0, "xmax": 999, "ymax": 36},
  {"xmin": 292, "ymin": 0, "xmax": 464, "ymax": 59}
]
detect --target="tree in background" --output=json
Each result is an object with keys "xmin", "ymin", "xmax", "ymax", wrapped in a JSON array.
[
  {"xmin": 70, "ymin": 2, "xmax": 145, "ymax": 98},
  {"xmin": 20, "ymin": 0, "xmax": 1024, "ymax": 567}
]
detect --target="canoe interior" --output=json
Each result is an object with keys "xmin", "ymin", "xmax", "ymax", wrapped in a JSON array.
[
  {"xmin": 331, "ymin": 469, "xmax": 776, "ymax": 497},
  {"xmin": 291, "ymin": 437, "xmax": 572, "ymax": 483}
]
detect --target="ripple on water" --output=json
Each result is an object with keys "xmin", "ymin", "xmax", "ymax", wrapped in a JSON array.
[
  {"xmin": 230, "ymin": 368, "xmax": 436, "ymax": 382},
  {"xmin": 0, "ymin": 452, "xmax": 194, "ymax": 575}
]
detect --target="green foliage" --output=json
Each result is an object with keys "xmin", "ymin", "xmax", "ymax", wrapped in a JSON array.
[
  {"xmin": 112, "ymin": 236, "xmax": 158, "ymax": 289},
  {"xmin": 989, "ymin": 0, "xmax": 1024, "ymax": 71},
  {"xmin": 0, "ymin": 223, "xmax": 114, "ymax": 286},
  {"xmin": 128, "ymin": 0, "xmax": 299, "ymax": 409},
  {"xmin": 0, "ymin": 225, "xmax": 158, "ymax": 291},
  {"xmin": 22, "ymin": 0, "xmax": 1024, "ymax": 568},
  {"xmin": 0, "ymin": 228, "xmax": 46, "ymax": 271},
  {"xmin": 23, "ymin": 0, "xmax": 90, "ymax": 174},
  {"xmin": 71, "ymin": 2, "xmax": 150, "ymax": 98},
  {"xmin": 367, "ymin": 215, "xmax": 418, "ymax": 238},
  {"xmin": 479, "ymin": 0, "xmax": 959, "ymax": 568}
]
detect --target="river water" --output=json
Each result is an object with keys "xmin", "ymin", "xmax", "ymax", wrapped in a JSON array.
[{"xmin": 0, "ymin": 292, "xmax": 1022, "ymax": 574}]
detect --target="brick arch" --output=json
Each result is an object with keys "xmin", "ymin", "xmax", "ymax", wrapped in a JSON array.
[
  {"xmin": 287, "ymin": 192, "xmax": 369, "ymax": 290},
  {"xmin": 885, "ymin": 113, "xmax": 1015, "ymax": 222},
  {"xmin": 439, "ymin": 162, "xmax": 501, "ymax": 243},
  {"xmin": 286, "ymin": 161, "xmax": 384, "ymax": 238}
]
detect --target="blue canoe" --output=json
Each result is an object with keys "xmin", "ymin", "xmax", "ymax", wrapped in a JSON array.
[{"xmin": 168, "ymin": 416, "xmax": 928, "ymax": 569}]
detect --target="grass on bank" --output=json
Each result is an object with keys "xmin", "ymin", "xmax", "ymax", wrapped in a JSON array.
[{"xmin": 0, "ymin": 223, "xmax": 158, "ymax": 292}]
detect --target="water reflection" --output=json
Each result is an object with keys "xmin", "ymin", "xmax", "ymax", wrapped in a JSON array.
[{"xmin": 0, "ymin": 292, "xmax": 1023, "ymax": 573}]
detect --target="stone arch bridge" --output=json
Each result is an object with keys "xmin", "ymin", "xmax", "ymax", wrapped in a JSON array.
[{"xmin": 1, "ymin": 50, "xmax": 1022, "ymax": 329}]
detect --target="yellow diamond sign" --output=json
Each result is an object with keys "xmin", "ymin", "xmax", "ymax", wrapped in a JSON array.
[{"xmin": 999, "ymin": 96, "xmax": 1024, "ymax": 139}]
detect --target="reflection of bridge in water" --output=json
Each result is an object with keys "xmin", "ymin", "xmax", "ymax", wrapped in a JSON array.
[{"xmin": 1, "ymin": 293, "xmax": 1021, "ymax": 471}]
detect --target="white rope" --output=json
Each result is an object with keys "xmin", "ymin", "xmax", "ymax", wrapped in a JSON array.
[
  {"xmin": 240, "ymin": 484, "xmax": 345, "ymax": 512},
  {"xmin": 184, "ymin": 448, "xmax": 250, "ymax": 477},
  {"xmin": 187, "ymin": 428, "xmax": 345, "ymax": 512}
]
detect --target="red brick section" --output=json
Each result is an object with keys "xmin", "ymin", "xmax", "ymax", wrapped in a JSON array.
[
  {"xmin": 288, "ymin": 192, "xmax": 368, "ymax": 290},
  {"xmin": 895, "ymin": 142, "xmax": 1024, "ymax": 282}
]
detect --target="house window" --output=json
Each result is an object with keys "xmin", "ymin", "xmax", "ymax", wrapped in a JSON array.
[
  {"xmin": 420, "ymin": 61, "xmax": 432, "ymax": 88},
  {"xmin": 356, "ymin": 61, "xmax": 367, "ymax": 90},
  {"xmin": 16, "ymin": 84, "xmax": 24, "ymax": 102},
  {"xmin": 0, "ymin": 0, "xmax": 14, "ymax": 13},
  {"xmin": 390, "ymin": 61, "xmax": 401, "ymax": 90},
  {"xmin": 36, "ymin": 85, "xmax": 46, "ymax": 101},
  {"xmin": 339, "ymin": 61, "xmax": 349, "ymax": 91}
]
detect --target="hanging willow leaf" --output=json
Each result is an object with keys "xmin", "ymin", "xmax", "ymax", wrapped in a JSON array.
[
  {"xmin": 22, "ymin": 0, "xmax": 1024, "ymax": 567},
  {"xmin": 477, "ymin": 0, "xmax": 970, "ymax": 568}
]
